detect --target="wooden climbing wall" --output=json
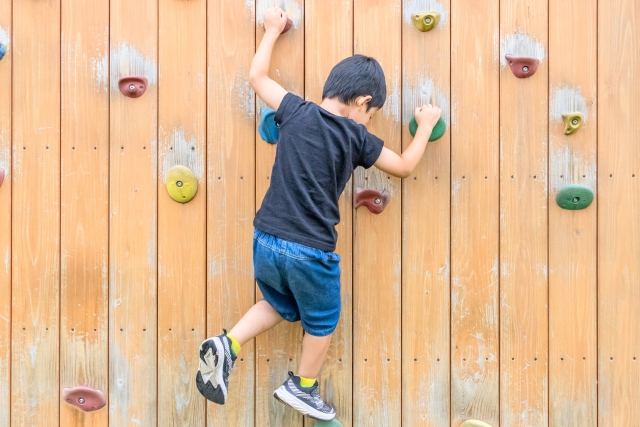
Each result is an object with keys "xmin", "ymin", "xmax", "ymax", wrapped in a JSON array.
[{"xmin": 0, "ymin": 0, "xmax": 639, "ymax": 426}]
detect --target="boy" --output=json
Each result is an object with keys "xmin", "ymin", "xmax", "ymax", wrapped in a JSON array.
[{"xmin": 196, "ymin": 7, "xmax": 441, "ymax": 421}]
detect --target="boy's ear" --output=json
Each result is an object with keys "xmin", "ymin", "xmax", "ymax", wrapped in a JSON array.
[{"xmin": 355, "ymin": 95, "xmax": 373, "ymax": 110}]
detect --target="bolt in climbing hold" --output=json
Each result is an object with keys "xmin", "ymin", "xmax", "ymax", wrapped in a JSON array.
[
  {"xmin": 460, "ymin": 420, "xmax": 494, "ymax": 427},
  {"xmin": 118, "ymin": 75, "xmax": 148, "ymax": 98},
  {"xmin": 556, "ymin": 184, "xmax": 594, "ymax": 210},
  {"xmin": 505, "ymin": 55, "xmax": 540, "ymax": 78},
  {"xmin": 166, "ymin": 165, "xmax": 198, "ymax": 203},
  {"xmin": 409, "ymin": 116, "xmax": 447, "ymax": 142},
  {"xmin": 411, "ymin": 12, "xmax": 441, "ymax": 32},
  {"xmin": 0, "ymin": 43, "xmax": 7, "ymax": 61},
  {"xmin": 562, "ymin": 112, "xmax": 583, "ymax": 135},
  {"xmin": 259, "ymin": 107, "xmax": 280, "ymax": 144},
  {"xmin": 62, "ymin": 386, "xmax": 106, "ymax": 412},
  {"xmin": 355, "ymin": 188, "xmax": 390, "ymax": 214}
]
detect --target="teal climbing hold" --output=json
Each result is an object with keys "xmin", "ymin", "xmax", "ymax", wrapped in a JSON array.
[
  {"xmin": 0, "ymin": 43, "xmax": 6, "ymax": 61},
  {"xmin": 259, "ymin": 107, "xmax": 279, "ymax": 144},
  {"xmin": 315, "ymin": 418, "xmax": 343, "ymax": 427},
  {"xmin": 556, "ymin": 184, "xmax": 594, "ymax": 210},
  {"xmin": 409, "ymin": 116, "xmax": 446, "ymax": 142}
]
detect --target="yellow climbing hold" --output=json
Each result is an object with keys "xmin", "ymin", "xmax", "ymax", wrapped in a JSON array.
[
  {"xmin": 460, "ymin": 420, "xmax": 493, "ymax": 427},
  {"xmin": 412, "ymin": 12, "xmax": 441, "ymax": 32},
  {"xmin": 166, "ymin": 165, "xmax": 197, "ymax": 203},
  {"xmin": 562, "ymin": 112, "xmax": 583, "ymax": 135}
]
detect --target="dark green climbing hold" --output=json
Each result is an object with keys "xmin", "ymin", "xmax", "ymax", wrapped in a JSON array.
[
  {"xmin": 556, "ymin": 184, "xmax": 594, "ymax": 210},
  {"xmin": 409, "ymin": 116, "xmax": 446, "ymax": 142}
]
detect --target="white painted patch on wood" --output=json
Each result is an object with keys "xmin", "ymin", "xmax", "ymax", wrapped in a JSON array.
[
  {"xmin": 0, "ymin": 26, "xmax": 9, "ymax": 48},
  {"xmin": 0, "ymin": 144, "xmax": 9, "ymax": 178},
  {"xmin": 500, "ymin": 33, "xmax": 545, "ymax": 67},
  {"xmin": 403, "ymin": 0, "xmax": 449, "ymax": 27},
  {"xmin": 257, "ymin": 0, "xmax": 303, "ymax": 28},
  {"xmin": 93, "ymin": 52, "xmax": 109, "ymax": 91},
  {"xmin": 110, "ymin": 43, "xmax": 157, "ymax": 91},
  {"xmin": 403, "ymin": 75, "xmax": 450, "ymax": 125},
  {"xmin": 234, "ymin": 75, "xmax": 255, "ymax": 118},
  {"xmin": 160, "ymin": 128, "xmax": 204, "ymax": 182},
  {"xmin": 550, "ymin": 85, "xmax": 589, "ymax": 123},
  {"xmin": 549, "ymin": 146, "xmax": 596, "ymax": 194},
  {"xmin": 386, "ymin": 74, "xmax": 401, "ymax": 123}
]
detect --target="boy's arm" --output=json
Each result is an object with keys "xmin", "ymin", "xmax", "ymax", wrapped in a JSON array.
[
  {"xmin": 374, "ymin": 104, "xmax": 442, "ymax": 178},
  {"xmin": 249, "ymin": 8, "xmax": 289, "ymax": 111}
]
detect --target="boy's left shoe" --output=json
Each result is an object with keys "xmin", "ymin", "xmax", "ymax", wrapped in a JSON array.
[
  {"xmin": 196, "ymin": 332, "xmax": 236, "ymax": 404},
  {"xmin": 273, "ymin": 372, "xmax": 337, "ymax": 421}
]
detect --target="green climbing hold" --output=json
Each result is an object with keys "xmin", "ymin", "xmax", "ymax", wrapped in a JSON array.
[
  {"xmin": 556, "ymin": 184, "xmax": 594, "ymax": 210},
  {"xmin": 409, "ymin": 116, "xmax": 446, "ymax": 142},
  {"xmin": 315, "ymin": 419, "xmax": 343, "ymax": 427}
]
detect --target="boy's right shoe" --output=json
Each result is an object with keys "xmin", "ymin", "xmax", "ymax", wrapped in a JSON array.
[
  {"xmin": 273, "ymin": 372, "xmax": 336, "ymax": 421},
  {"xmin": 196, "ymin": 332, "xmax": 236, "ymax": 404}
]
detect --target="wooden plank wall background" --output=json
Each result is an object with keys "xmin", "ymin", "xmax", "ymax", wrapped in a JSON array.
[{"xmin": 0, "ymin": 0, "xmax": 638, "ymax": 426}]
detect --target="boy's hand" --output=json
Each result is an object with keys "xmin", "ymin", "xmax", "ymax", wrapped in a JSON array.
[
  {"xmin": 264, "ymin": 7, "xmax": 288, "ymax": 35},
  {"xmin": 414, "ymin": 104, "xmax": 441, "ymax": 130}
]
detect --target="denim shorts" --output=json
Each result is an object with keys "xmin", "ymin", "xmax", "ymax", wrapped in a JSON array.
[{"xmin": 253, "ymin": 229, "xmax": 341, "ymax": 337}]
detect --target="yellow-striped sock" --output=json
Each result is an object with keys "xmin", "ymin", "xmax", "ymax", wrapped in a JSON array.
[
  {"xmin": 299, "ymin": 376, "xmax": 316, "ymax": 388},
  {"xmin": 226, "ymin": 333, "xmax": 241, "ymax": 356}
]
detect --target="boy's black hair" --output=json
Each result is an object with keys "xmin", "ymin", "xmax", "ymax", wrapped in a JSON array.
[{"xmin": 322, "ymin": 54, "xmax": 386, "ymax": 111}]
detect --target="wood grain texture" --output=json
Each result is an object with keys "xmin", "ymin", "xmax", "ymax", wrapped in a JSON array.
[
  {"xmin": 352, "ymin": 1, "xmax": 402, "ymax": 426},
  {"xmin": 59, "ymin": 0, "xmax": 110, "ymax": 426},
  {"xmin": 548, "ymin": 0, "xmax": 597, "ymax": 426},
  {"xmin": 0, "ymin": 1, "xmax": 10, "ymax": 426},
  {"xmin": 450, "ymin": 0, "xmax": 500, "ymax": 425},
  {"xmin": 499, "ymin": 0, "xmax": 549, "ymax": 425},
  {"xmin": 158, "ymin": 0, "xmax": 206, "ymax": 425},
  {"xmin": 207, "ymin": 1, "xmax": 256, "ymax": 426},
  {"xmin": 304, "ymin": 1, "xmax": 353, "ymax": 425},
  {"xmin": 402, "ymin": 0, "xmax": 452, "ymax": 425},
  {"xmin": 11, "ymin": 0, "xmax": 61, "ymax": 425},
  {"xmin": 254, "ymin": 1, "xmax": 305, "ymax": 426},
  {"xmin": 598, "ymin": 0, "xmax": 640, "ymax": 425},
  {"xmin": 109, "ymin": 1, "xmax": 158, "ymax": 425}
]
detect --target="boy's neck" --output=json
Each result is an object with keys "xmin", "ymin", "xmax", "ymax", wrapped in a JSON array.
[{"xmin": 319, "ymin": 98, "xmax": 350, "ymax": 118}]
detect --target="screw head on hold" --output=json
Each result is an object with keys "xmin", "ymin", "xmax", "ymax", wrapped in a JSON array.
[
  {"xmin": 522, "ymin": 66, "xmax": 529, "ymax": 73},
  {"xmin": 424, "ymin": 17, "xmax": 432, "ymax": 24},
  {"xmin": 78, "ymin": 398, "xmax": 85, "ymax": 404},
  {"xmin": 176, "ymin": 181, "xmax": 183, "ymax": 188},
  {"xmin": 572, "ymin": 118, "xmax": 579, "ymax": 125},
  {"xmin": 573, "ymin": 197, "xmax": 580, "ymax": 203},
  {"xmin": 374, "ymin": 198, "xmax": 382, "ymax": 205},
  {"xmin": 414, "ymin": 14, "xmax": 420, "ymax": 20},
  {"xmin": 128, "ymin": 84, "xmax": 136, "ymax": 92}
]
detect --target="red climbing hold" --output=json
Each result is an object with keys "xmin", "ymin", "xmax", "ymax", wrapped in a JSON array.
[
  {"xmin": 63, "ymin": 386, "xmax": 106, "ymax": 412},
  {"xmin": 282, "ymin": 18, "xmax": 294, "ymax": 34},
  {"xmin": 0, "ymin": 168, "xmax": 4, "ymax": 188},
  {"xmin": 505, "ymin": 55, "xmax": 540, "ymax": 78},
  {"xmin": 118, "ymin": 75, "xmax": 148, "ymax": 98},
  {"xmin": 355, "ymin": 188, "xmax": 390, "ymax": 215}
]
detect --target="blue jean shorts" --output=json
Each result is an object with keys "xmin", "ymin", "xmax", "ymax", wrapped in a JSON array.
[{"xmin": 253, "ymin": 229, "xmax": 341, "ymax": 337}]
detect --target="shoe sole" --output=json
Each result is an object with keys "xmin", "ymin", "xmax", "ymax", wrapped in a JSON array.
[
  {"xmin": 273, "ymin": 385, "xmax": 336, "ymax": 421},
  {"xmin": 196, "ymin": 336, "xmax": 228, "ymax": 404}
]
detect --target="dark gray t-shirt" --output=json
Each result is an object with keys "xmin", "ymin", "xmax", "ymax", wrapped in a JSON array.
[{"xmin": 254, "ymin": 93, "xmax": 384, "ymax": 252}]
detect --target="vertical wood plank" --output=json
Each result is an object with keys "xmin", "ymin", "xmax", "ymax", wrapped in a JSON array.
[
  {"xmin": 499, "ymin": 0, "xmax": 549, "ymax": 425},
  {"xmin": 548, "ymin": 0, "xmax": 598, "ymax": 425},
  {"xmin": 450, "ymin": 0, "xmax": 500, "ymax": 425},
  {"xmin": 11, "ymin": 0, "xmax": 61, "ymax": 425},
  {"xmin": 352, "ymin": 1, "xmax": 402, "ymax": 425},
  {"xmin": 304, "ymin": 1, "xmax": 353, "ymax": 425},
  {"xmin": 207, "ymin": 1, "xmax": 256, "ymax": 426},
  {"xmin": 254, "ymin": 1, "xmax": 305, "ymax": 426},
  {"xmin": 598, "ymin": 0, "xmax": 640, "ymax": 425},
  {"xmin": 158, "ymin": 0, "xmax": 206, "ymax": 425},
  {"xmin": 109, "ymin": 1, "xmax": 158, "ymax": 425},
  {"xmin": 0, "ymin": 2, "xmax": 10, "ymax": 425},
  {"xmin": 401, "ymin": 0, "xmax": 451, "ymax": 426},
  {"xmin": 60, "ymin": 0, "xmax": 110, "ymax": 426}
]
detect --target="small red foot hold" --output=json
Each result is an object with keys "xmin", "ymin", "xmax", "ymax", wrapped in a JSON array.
[
  {"xmin": 505, "ymin": 55, "xmax": 540, "ymax": 78},
  {"xmin": 355, "ymin": 188, "xmax": 390, "ymax": 214},
  {"xmin": 63, "ymin": 386, "xmax": 106, "ymax": 412},
  {"xmin": 118, "ymin": 75, "xmax": 148, "ymax": 98}
]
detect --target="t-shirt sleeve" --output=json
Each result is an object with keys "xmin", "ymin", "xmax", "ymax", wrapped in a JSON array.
[
  {"xmin": 274, "ymin": 92, "xmax": 305, "ymax": 126},
  {"xmin": 358, "ymin": 131, "xmax": 385, "ymax": 169}
]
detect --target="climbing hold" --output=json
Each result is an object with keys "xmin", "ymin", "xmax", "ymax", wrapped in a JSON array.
[
  {"xmin": 0, "ymin": 168, "xmax": 4, "ymax": 188},
  {"xmin": 62, "ymin": 386, "xmax": 106, "ymax": 412},
  {"xmin": 411, "ymin": 12, "xmax": 441, "ymax": 32},
  {"xmin": 562, "ymin": 112, "xmax": 583, "ymax": 135},
  {"xmin": 315, "ymin": 418, "xmax": 343, "ymax": 426},
  {"xmin": 460, "ymin": 420, "xmax": 494, "ymax": 427},
  {"xmin": 166, "ymin": 165, "xmax": 198, "ymax": 203},
  {"xmin": 118, "ymin": 75, "xmax": 148, "ymax": 98},
  {"xmin": 0, "ymin": 43, "xmax": 6, "ymax": 61},
  {"xmin": 505, "ymin": 55, "xmax": 540, "ymax": 78},
  {"xmin": 409, "ymin": 116, "xmax": 447, "ymax": 142},
  {"xmin": 282, "ymin": 17, "xmax": 294, "ymax": 34},
  {"xmin": 556, "ymin": 184, "xmax": 594, "ymax": 210},
  {"xmin": 355, "ymin": 188, "xmax": 390, "ymax": 214},
  {"xmin": 259, "ymin": 107, "xmax": 279, "ymax": 144}
]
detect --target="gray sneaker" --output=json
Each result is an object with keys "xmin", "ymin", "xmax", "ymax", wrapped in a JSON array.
[
  {"xmin": 196, "ymin": 331, "xmax": 236, "ymax": 404},
  {"xmin": 273, "ymin": 372, "xmax": 336, "ymax": 421}
]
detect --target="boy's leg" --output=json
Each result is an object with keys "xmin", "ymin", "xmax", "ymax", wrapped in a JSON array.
[
  {"xmin": 228, "ymin": 299, "xmax": 284, "ymax": 345},
  {"xmin": 297, "ymin": 332, "xmax": 332, "ymax": 379}
]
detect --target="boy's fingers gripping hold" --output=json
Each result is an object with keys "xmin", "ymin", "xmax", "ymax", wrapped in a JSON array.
[{"xmin": 264, "ymin": 7, "xmax": 288, "ymax": 34}]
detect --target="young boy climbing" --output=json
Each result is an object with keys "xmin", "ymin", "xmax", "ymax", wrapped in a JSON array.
[{"xmin": 196, "ymin": 7, "xmax": 441, "ymax": 421}]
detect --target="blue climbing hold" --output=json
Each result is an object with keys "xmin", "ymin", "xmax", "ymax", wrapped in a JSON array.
[
  {"xmin": 0, "ymin": 44, "xmax": 7, "ymax": 61},
  {"xmin": 259, "ymin": 107, "xmax": 279, "ymax": 144}
]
